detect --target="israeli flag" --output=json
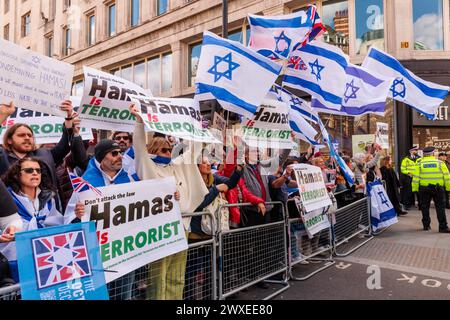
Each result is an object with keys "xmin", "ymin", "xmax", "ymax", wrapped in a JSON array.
[
  {"xmin": 318, "ymin": 118, "xmax": 354, "ymax": 186},
  {"xmin": 283, "ymin": 40, "xmax": 349, "ymax": 112},
  {"xmin": 248, "ymin": 8, "xmax": 314, "ymax": 59},
  {"xmin": 340, "ymin": 64, "xmax": 394, "ymax": 116},
  {"xmin": 195, "ymin": 31, "xmax": 282, "ymax": 119},
  {"xmin": 367, "ymin": 180, "xmax": 398, "ymax": 231},
  {"xmin": 276, "ymin": 85, "xmax": 320, "ymax": 123},
  {"xmin": 362, "ymin": 46, "xmax": 449, "ymax": 120},
  {"xmin": 289, "ymin": 106, "xmax": 322, "ymax": 147}
]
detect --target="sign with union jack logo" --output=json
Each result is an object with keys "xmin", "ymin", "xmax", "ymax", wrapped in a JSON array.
[
  {"xmin": 16, "ymin": 222, "xmax": 108, "ymax": 300},
  {"xmin": 32, "ymin": 230, "xmax": 92, "ymax": 289}
]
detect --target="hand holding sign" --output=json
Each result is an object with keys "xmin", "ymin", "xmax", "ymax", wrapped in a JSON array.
[
  {"xmin": 0, "ymin": 101, "xmax": 16, "ymax": 123},
  {"xmin": 0, "ymin": 225, "xmax": 16, "ymax": 243},
  {"xmin": 75, "ymin": 202, "xmax": 85, "ymax": 220},
  {"xmin": 129, "ymin": 104, "xmax": 143, "ymax": 123}
]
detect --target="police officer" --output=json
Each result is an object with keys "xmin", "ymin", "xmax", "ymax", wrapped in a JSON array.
[
  {"xmin": 412, "ymin": 146, "xmax": 450, "ymax": 233},
  {"xmin": 400, "ymin": 146, "xmax": 419, "ymax": 210}
]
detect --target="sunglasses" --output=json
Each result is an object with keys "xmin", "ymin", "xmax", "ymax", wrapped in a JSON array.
[
  {"xmin": 160, "ymin": 148, "xmax": 173, "ymax": 154},
  {"xmin": 114, "ymin": 136, "xmax": 130, "ymax": 141},
  {"xmin": 110, "ymin": 150, "xmax": 122, "ymax": 157},
  {"xmin": 21, "ymin": 168, "xmax": 42, "ymax": 174}
]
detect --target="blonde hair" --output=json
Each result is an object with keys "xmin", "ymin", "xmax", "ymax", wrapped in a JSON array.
[{"xmin": 147, "ymin": 137, "xmax": 170, "ymax": 155}]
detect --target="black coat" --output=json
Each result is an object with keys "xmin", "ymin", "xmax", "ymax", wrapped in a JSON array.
[{"xmin": 380, "ymin": 166, "xmax": 401, "ymax": 208}]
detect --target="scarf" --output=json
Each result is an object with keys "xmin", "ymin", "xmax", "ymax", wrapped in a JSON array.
[
  {"xmin": 82, "ymin": 158, "xmax": 139, "ymax": 187},
  {"xmin": 151, "ymin": 155, "xmax": 172, "ymax": 165}
]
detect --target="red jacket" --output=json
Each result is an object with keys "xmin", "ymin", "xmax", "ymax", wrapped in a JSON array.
[{"xmin": 218, "ymin": 151, "xmax": 264, "ymax": 227}]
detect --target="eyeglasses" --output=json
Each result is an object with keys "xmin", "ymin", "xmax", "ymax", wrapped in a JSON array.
[
  {"xmin": 114, "ymin": 136, "xmax": 130, "ymax": 141},
  {"xmin": 110, "ymin": 150, "xmax": 122, "ymax": 157},
  {"xmin": 21, "ymin": 168, "xmax": 42, "ymax": 174},
  {"xmin": 160, "ymin": 148, "xmax": 173, "ymax": 154}
]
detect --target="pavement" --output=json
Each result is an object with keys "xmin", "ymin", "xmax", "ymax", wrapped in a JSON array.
[{"xmin": 231, "ymin": 208, "xmax": 450, "ymax": 300}]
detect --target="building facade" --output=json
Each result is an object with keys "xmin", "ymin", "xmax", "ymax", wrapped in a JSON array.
[{"xmin": 1, "ymin": 0, "xmax": 450, "ymax": 164}]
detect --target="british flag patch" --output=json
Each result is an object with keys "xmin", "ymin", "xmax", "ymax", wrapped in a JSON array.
[
  {"xmin": 287, "ymin": 56, "xmax": 308, "ymax": 70},
  {"xmin": 32, "ymin": 230, "xmax": 92, "ymax": 289}
]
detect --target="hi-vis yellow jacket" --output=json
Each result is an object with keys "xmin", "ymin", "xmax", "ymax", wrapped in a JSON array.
[
  {"xmin": 400, "ymin": 156, "xmax": 416, "ymax": 176},
  {"xmin": 412, "ymin": 156, "xmax": 450, "ymax": 192}
]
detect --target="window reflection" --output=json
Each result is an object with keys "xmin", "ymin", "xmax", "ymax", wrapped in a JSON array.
[
  {"xmin": 413, "ymin": 0, "xmax": 443, "ymax": 50},
  {"xmin": 189, "ymin": 42, "xmax": 202, "ymax": 87},
  {"xmin": 355, "ymin": 0, "xmax": 384, "ymax": 55},
  {"xmin": 148, "ymin": 57, "xmax": 161, "ymax": 95},
  {"xmin": 162, "ymin": 53, "xmax": 172, "ymax": 92},
  {"xmin": 322, "ymin": 0, "xmax": 349, "ymax": 54}
]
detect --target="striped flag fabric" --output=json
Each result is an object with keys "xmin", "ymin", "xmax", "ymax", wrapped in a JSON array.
[
  {"xmin": 69, "ymin": 171, "xmax": 102, "ymax": 197},
  {"xmin": 248, "ymin": 5, "xmax": 324, "ymax": 60},
  {"xmin": 340, "ymin": 64, "xmax": 394, "ymax": 116},
  {"xmin": 195, "ymin": 31, "xmax": 282, "ymax": 119},
  {"xmin": 362, "ymin": 46, "xmax": 449, "ymax": 120},
  {"xmin": 283, "ymin": 40, "xmax": 349, "ymax": 113},
  {"xmin": 274, "ymin": 84, "xmax": 320, "ymax": 123}
]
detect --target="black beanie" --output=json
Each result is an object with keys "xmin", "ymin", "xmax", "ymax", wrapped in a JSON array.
[{"xmin": 95, "ymin": 140, "xmax": 121, "ymax": 163}]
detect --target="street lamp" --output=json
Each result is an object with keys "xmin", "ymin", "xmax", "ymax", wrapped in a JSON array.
[{"xmin": 222, "ymin": 0, "xmax": 228, "ymax": 39}]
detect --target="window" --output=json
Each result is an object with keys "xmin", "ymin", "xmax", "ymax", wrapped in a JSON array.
[
  {"xmin": 21, "ymin": 12, "xmax": 31, "ymax": 37},
  {"xmin": 157, "ymin": 0, "xmax": 168, "ymax": 16},
  {"xmin": 108, "ymin": 3, "xmax": 116, "ymax": 37},
  {"xmin": 131, "ymin": 0, "xmax": 140, "ymax": 27},
  {"xmin": 63, "ymin": 27, "xmax": 71, "ymax": 56},
  {"xmin": 72, "ymin": 80, "xmax": 84, "ymax": 96},
  {"xmin": 64, "ymin": 0, "xmax": 71, "ymax": 10},
  {"xmin": 188, "ymin": 42, "xmax": 202, "ymax": 87},
  {"xmin": 161, "ymin": 53, "xmax": 172, "ymax": 92},
  {"xmin": 87, "ymin": 14, "xmax": 96, "ymax": 46},
  {"xmin": 110, "ymin": 52, "xmax": 173, "ymax": 95},
  {"xmin": 228, "ymin": 26, "xmax": 250, "ymax": 45},
  {"xmin": 413, "ymin": 0, "xmax": 443, "ymax": 50},
  {"xmin": 45, "ymin": 34, "xmax": 53, "ymax": 57},
  {"xmin": 355, "ymin": 0, "xmax": 384, "ymax": 54},
  {"xmin": 148, "ymin": 56, "xmax": 160, "ymax": 94},
  {"xmin": 4, "ymin": 0, "xmax": 9, "ymax": 14},
  {"xmin": 322, "ymin": 0, "xmax": 349, "ymax": 54},
  {"xmin": 3, "ymin": 24, "xmax": 9, "ymax": 40}
]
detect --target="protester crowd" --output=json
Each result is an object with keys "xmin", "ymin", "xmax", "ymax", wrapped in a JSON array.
[{"xmin": 0, "ymin": 99, "xmax": 449, "ymax": 299}]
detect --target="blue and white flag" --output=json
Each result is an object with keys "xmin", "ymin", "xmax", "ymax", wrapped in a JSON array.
[
  {"xmin": 367, "ymin": 180, "xmax": 398, "ymax": 231},
  {"xmin": 289, "ymin": 106, "xmax": 322, "ymax": 147},
  {"xmin": 283, "ymin": 40, "xmax": 349, "ymax": 112},
  {"xmin": 362, "ymin": 46, "xmax": 449, "ymax": 120},
  {"xmin": 195, "ymin": 31, "xmax": 282, "ymax": 119},
  {"xmin": 318, "ymin": 118, "xmax": 354, "ymax": 186},
  {"xmin": 340, "ymin": 64, "xmax": 394, "ymax": 116},
  {"xmin": 248, "ymin": 6, "xmax": 318, "ymax": 60},
  {"xmin": 275, "ymin": 85, "xmax": 320, "ymax": 123}
]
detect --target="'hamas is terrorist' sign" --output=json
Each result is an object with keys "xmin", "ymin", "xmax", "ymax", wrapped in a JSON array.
[
  {"xmin": 130, "ymin": 95, "xmax": 220, "ymax": 143},
  {"xmin": 79, "ymin": 66, "xmax": 152, "ymax": 132},
  {"xmin": 242, "ymin": 99, "xmax": 292, "ymax": 149},
  {"xmin": 77, "ymin": 177, "xmax": 188, "ymax": 283}
]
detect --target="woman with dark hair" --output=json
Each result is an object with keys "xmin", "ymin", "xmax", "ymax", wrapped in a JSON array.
[{"xmin": 2, "ymin": 157, "xmax": 84, "ymax": 230}]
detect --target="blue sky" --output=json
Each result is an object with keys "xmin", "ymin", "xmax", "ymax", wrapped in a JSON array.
[{"xmin": 412, "ymin": 0, "xmax": 443, "ymax": 49}]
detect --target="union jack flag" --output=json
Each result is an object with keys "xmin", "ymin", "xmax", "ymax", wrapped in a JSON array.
[
  {"xmin": 32, "ymin": 230, "xmax": 92, "ymax": 289},
  {"xmin": 287, "ymin": 56, "xmax": 307, "ymax": 70},
  {"xmin": 69, "ymin": 172, "xmax": 102, "ymax": 197}
]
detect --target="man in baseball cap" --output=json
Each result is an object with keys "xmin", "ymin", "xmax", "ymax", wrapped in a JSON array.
[{"xmin": 400, "ymin": 146, "xmax": 420, "ymax": 210}]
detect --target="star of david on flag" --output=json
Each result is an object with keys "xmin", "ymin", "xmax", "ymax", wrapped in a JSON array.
[
  {"xmin": 283, "ymin": 40, "xmax": 349, "ymax": 112},
  {"xmin": 33, "ymin": 230, "xmax": 92, "ymax": 289},
  {"xmin": 362, "ymin": 46, "xmax": 449, "ymax": 120},
  {"xmin": 195, "ymin": 31, "xmax": 282, "ymax": 119},
  {"xmin": 339, "ymin": 64, "xmax": 393, "ymax": 117},
  {"xmin": 248, "ymin": 5, "xmax": 324, "ymax": 60},
  {"xmin": 208, "ymin": 52, "xmax": 240, "ymax": 82}
]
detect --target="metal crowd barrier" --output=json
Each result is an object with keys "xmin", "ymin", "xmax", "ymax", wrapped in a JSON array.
[
  {"xmin": 333, "ymin": 197, "xmax": 373, "ymax": 256},
  {"xmin": 215, "ymin": 201, "xmax": 290, "ymax": 300},
  {"xmin": 0, "ymin": 284, "xmax": 21, "ymax": 300},
  {"xmin": 107, "ymin": 211, "xmax": 217, "ymax": 300},
  {"xmin": 286, "ymin": 198, "xmax": 335, "ymax": 281}
]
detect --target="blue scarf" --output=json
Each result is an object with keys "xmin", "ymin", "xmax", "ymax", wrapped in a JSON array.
[
  {"xmin": 8, "ymin": 188, "xmax": 52, "ymax": 228},
  {"xmin": 82, "ymin": 158, "xmax": 139, "ymax": 187},
  {"xmin": 152, "ymin": 155, "xmax": 172, "ymax": 165}
]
